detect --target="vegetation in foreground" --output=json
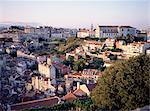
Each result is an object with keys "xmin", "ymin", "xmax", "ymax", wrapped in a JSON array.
[
  {"xmin": 23, "ymin": 99, "xmax": 96, "ymax": 111},
  {"xmin": 91, "ymin": 55, "xmax": 150, "ymax": 110}
]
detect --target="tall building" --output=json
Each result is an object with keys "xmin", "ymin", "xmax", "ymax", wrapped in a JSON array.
[{"xmin": 38, "ymin": 63, "xmax": 56, "ymax": 79}]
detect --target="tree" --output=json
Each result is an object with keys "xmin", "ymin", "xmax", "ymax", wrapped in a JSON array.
[
  {"xmin": 73, "ymin": 59, "xmax": 86, "ymax": 71},
  {"xmin": 108, "ymin": 54, "xmax": 117, "ymax": 60},
  {"xmin": 125, "ymin": 34, "xmax": 135, "ymax": 43},
  {"xmin": 90, "ymin": 58, "xmax": 104, "ymax": 71},
  {"xmin": 63, "ymin": 56, "xmax": 74, "ymax": 68},
  {"xmin": 91, "ymin": 55, "xmax": 150, "ymax": 110}
]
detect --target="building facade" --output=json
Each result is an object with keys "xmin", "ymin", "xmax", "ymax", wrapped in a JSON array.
[
  {"xmin": 38, "ymin": 63, "xmax": 56, "ymax": 79},
  {"xmin": 96, "ymin": 25, "xmax": 137, "ymax": 38}
]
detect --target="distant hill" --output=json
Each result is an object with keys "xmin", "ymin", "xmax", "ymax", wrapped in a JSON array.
[{"xmin": 0, "ymin": 22, "xmax": 42, "ymax": 27}]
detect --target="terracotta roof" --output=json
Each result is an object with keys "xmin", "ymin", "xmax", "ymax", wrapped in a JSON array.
[
  {"xmin": 73, "ymin": 89, "xmax": 87, "ymax": 97},
  {"xmin": 11, "ymin": 96, "xmax": 60, "ymax": 111},
  {"xmin": 62, "ymin": 92, "xmax": 77, "ymax": 101}
]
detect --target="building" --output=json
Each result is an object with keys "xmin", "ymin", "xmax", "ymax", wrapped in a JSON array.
[
  {"xmin": 38, "ymin": 63, "xmax": 56, "ymax": 79},
  {"xmin": 77, "ymin": 29, "xmax": 90, "ymax": 38},
  {"xmin": 96, "ymin": 25, "xmax": 137, "ymax": 38},
  {"xmin": 17, "ymin": 50, "xmax": 36, "ymax": 60},
  {"xmin": 0, "ymin": 33, "xmax": 20, "ymax": 42},
  {"xmin": 147, "ymin": 31, "xmax": 150, "ymax": 41},
  {"xmin": 136, "ymin": 32, "xmax": 147, "ymax": 41},
  {"xmin": 31, "ymin": 76, "xmax": 54, "ymax": 91},
  {"xmin": 96, "ymin": 26, "xmax": 118, "ymax": 38},
  {"xmin": 104, "ymin": 38, "xmax": 116, "ymax": 49},
  {"xmin": 51, "ymin": 33, "xmax": 63, "ymax": 38},
  {"xmin": 24, "ymin": 27, "xmax": 35, "ymax": 33},
  {"xmin": 118, "ymin": 26, "xmax": 137, "ymax": 37},
  {"xmin": 52, "ymin": 62, "xmax": 71, "ymax": 76},
  {"xmin": 82, "ymin": 40, "xmax": 103, "ymax": 52},
  {"xmin": 37, "ymin": 56, "xmax": 47, "ymax": 63},
  {"xmin": 11, "ymin": 96, "xmax": 60, "ymax": 111},
  {"xmin": 65, "ymin": 69, "xmax": 102, "ymax": 84},
  {"xmin": 62, "ymin": 83, "xmax": 88, "ymax": 101},
  {"xmin": 122, "ymin": 42, "xmax": 150, "ymax": 57},
  {"xmin": 146, "ymin": 48, "xmax": 150, "ymax": 55},
  {"xmin": 79, "ymin": 83, "xmax": 96, "ymax": 96}
]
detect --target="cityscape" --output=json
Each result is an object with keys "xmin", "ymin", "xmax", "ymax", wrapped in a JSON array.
[{"xmin": 0, "ymin": 0, "xmax": 150, "ymax": 111}]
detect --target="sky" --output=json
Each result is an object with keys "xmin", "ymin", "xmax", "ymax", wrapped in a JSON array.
[{"xmin": 0, "ymin": 0, "xmax": 149, "ymax": 29}]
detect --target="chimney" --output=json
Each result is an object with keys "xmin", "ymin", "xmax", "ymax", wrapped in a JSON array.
[
  {"xmin": 35, "ymin": 76, "xmax": 39, "ymax": 89},
  {"xmin": 77, "ymin": 82, "xmax": 80, "ymax": 89},
  {"xmin": 87, "ymin": 79, "xmax": 90, "ymax": 84},
  {"xmin": 48, "ymin": 78, "xmax": 51, "ymax": 88}
]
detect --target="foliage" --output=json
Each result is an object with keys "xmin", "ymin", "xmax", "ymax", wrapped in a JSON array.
[
  {"xmin": 73, "ymin": 58, "xmax": 86, "ymax": 71},
  {"xmin": 117, "ymin": 34, "xmax": 135, "ymax": 43},
  {"xmin": 111, "ymin": 48, "xmax": 123, "ymax": 52},
  {"xmin": 99, "ymin": 38, "xmax": 108, "ymax": 42},
  {"xmin": 24, "ymin": 99, "xmax": 96, "ymax": 111},
  {"xmin": 91, "ymin": 55, "xmax": 150, "ymax": 110},
  {"xmin": 89, "ymin": 57, "xmax": 104, "ymax": 71},
  {"xmin": 58, "ymin": 37, "xmax": 83, "ymax": 52},
  {"xmin": 134, "ymin": 37, "xmax": 146, "ymax": 42},
  {"xmin": 63, "ymin": 56, "xmax": 74, "ymax": 68},
  {"xmin": 84, "ymin": 37, "xmax": 99, "ymax": 41},
  {"xmin": 108, "ymin": 54, "xmax": 117, "ymax": 60},
  {"xmin": 101, "ymin": 48, "xmax": 122, "ymax": 52}
]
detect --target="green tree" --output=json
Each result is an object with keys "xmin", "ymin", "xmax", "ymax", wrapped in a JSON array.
[
  {"xmin": 91, "ymin": 55, "xmax": 150, "ymax": 110},
  {"xmin": 125, "ymin": 34, "xmax": 135, "ymax": 43},
  {"xmin": 73, "ymin": 59, "xmax": 86, "ymax": 71},
  {"xmin": 90, "ymin": 58, "xmax": 104, "ymax": 71}
]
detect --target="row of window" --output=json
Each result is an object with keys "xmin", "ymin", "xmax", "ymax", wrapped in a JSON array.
[{"xmin": 102, "ymin": 29, "xmax": 131, "ymax": 32}]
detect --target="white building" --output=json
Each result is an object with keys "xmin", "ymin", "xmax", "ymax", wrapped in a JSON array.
[
  {"xmin": 122, "ymin": 42, "xmax": 150, "ymax": 57},
  {"xmin": 77, "ymin": 29, "xmax": 90, "ymax": 38},
  {"xmin": 95, "ymin": 25, "xmax": 137, "ymax": 38},
  {"xmin": 51, "ymin": 33, "xmax": 63, "ymax": 38},
  {"xmin": 104, "ymin": 38, "xmax": 116, "ymax": 49},
  {"xmin": 17, "ymin": 50, "xmax": 36, "ymax": 60},
  {"xmin": 118, "ymin": 26, "xmax": 137, "ymax": 37},
  {"xmin": 146, "ymin": 48, "xmax": 150, "ymax": 55},
  {"xmin": 82, "ymin": 40, "xmax": 103, "ymax": 51}
]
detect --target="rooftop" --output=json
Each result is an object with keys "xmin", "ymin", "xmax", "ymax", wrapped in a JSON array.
[{"xmin": 11, "ymin": 96, "xmax": 60, "ymax": 111}]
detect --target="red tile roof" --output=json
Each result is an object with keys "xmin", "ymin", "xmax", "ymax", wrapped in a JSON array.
[
  {"xmin": 62, "ymin": 92, "xmax": 77, "ymax": 101},
  {"xmin": 11, "ymin": 96, "xmax": 60, "ymax": 111},
  {"xmin": 73, "ymin": 89, "xmax": 87, "ymax": 97}
]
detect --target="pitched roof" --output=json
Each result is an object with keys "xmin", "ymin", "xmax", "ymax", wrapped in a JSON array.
[
  {"xmin": 73, "ymin": 89, "xmax": 87, "ymax": 97},
  {"xmin": 11, "ymin": 96, "xmax": 60, "ymax": 111},
  {"xmin": 62, "ymin": 92, "xmax": 77, "ymax": 101},
  {"xmin": 86, "ymin": 84, "xmax": 96, "ymax": 91}
]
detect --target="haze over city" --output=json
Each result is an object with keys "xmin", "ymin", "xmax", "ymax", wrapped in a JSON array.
[{"xmin": 0, "ymin": 0, "xmax": 149, "ymax": 29}]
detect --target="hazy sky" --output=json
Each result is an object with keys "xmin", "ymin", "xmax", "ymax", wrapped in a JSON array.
[{"xmin": 0, "ymin": 0, "xmax": 149, "ymax": 29}]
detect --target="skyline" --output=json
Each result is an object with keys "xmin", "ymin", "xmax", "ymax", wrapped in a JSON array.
[{"xmin": 0, "ymin": 0, "xmax": 149, "ymax": 30}]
